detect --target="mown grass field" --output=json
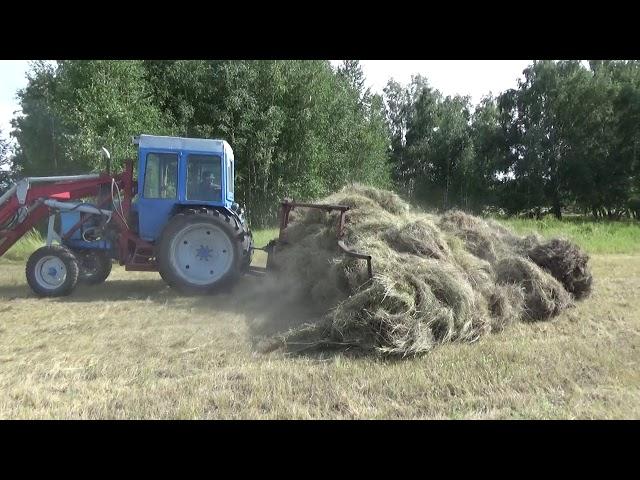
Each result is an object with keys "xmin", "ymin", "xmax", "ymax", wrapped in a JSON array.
[
  {"xmin": 498, "ymin": 216, "xmax": 640, "ymax": 255},
  {"xmin": 0, "ymin": 220, "xmax": 638, "ymax": 419}
]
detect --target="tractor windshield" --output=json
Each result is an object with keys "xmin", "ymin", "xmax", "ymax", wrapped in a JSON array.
[
  {"xmin": 143, "ymin": 152, "xmax": 178, "ymax": 199},
  {"xmin": 186, "ymin": 154, "xmax": 223, "ymax": 202}
]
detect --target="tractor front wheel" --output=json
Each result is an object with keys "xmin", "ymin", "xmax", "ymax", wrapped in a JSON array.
[
  {"xmin": 25, "ymin": 245, "xmax": 80, "ymax": 297},
  {"xmin": 157, "ymin": 212, "xmax": 243, "ymax": 294}
]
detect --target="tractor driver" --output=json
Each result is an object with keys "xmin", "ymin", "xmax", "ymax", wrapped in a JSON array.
[{"xmin": 199, "ymin": 169, "xmax": 222, "ymax": 201}]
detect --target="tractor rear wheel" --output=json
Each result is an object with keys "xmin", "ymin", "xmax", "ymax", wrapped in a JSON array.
[
  {"xmin": 25, "ymin": 245, "xmax": 80, "ymax": 297},
  {"xmin": 157, "ymin": 212, "xmax": 243, "ymax": 294},
  {"xmin": 76, "ymin": 250, "xmax": 112, "ymax": 285}
]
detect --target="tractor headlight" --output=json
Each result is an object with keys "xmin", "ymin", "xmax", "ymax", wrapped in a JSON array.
[
  {"xmin": 232, "ymin": 202, "xmax": 244, "ymax": 215},
  {"xmin": 231, "ymin": 202, "xmax": 246, "ymax": 220}
]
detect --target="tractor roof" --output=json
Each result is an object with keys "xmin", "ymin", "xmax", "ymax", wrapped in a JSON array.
[{"xmin": 134, "ymin": 134, "xmax": 229, "ymax": 153}]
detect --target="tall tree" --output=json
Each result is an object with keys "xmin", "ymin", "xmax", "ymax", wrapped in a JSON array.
[
  {"xmin": 383, "ymin": 79, "xmax": 410, "ymax": 187},
  {"xmin": 12, "ymin": 61, "xmax": 169, "ymax": 176},
  {"xmin": 0, "ymin": 130, "xmax": 12, "ymax": 193},
  {"xmin": 559, "ymin": 61, "xmax": 618, "ymax": 217},
  {"xmin": 384, "ymin": 76, "xmax": 433, "ymax": 198},
  {"xmin": 607, "ymin": 61, "xmax": 640, "ymax": 218},
  {"xmin": 384, "ymin": 77, "xmax": 475, "ymax": 210},
  {"xmin": 497, "ymin": 61, "xmax": 588, "ymax": 218},
  {"xmin": 469, "ymin": 95, "xmax": 508, "ymax": 212},
  {"xmin": 10, "ymin": 61, "xmax": 62, "ymax": 176},
  {"xmin": 337, "ymin": 60, "xmax": 370, "ymax": 107}
]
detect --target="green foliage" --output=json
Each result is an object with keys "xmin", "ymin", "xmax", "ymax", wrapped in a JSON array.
[
  {"xmin": 8, "ymin": 60, "xmax": 640, "ymax": 225},
  {"xmin": 384, "ymin": 60, "xmax": 640, "ymax": 220},
  {"xmin": 12, "ymin": 61, "xmax": 167, "ymax": 176},
  {"xmin": 10, "ymin": 60, "xmax": 391, "ymax": 227},
  {"xmin": 141, "ymin": 60, "xmax": 392, "ymax": 226},
  {"xmin": 500, "ymin": 61, "xmax": 594, "ymax": 217},
  {"xmin": 497, "ymin": 216, "xmax": 640, "ymax": 254},
  {"xmin": 251, "ymin": 228, "xmax": 279, "ymax": 248},
  {"xmin": 0, "ymin": 130, "xmax": 12, "ymax": 193},
  {"xmin": 468, "ymin": 96, "xmax": 506, "ymax": 210},
  {"xmin": 385, "ymin": 77, "xmax": 477, "ymax": 211},
  {"xmin": 497, "ymin": 60, "xmax": 640, "ymax": 219},
  {"xmin": 1, "ymin": 229, "xmax": 44, "ymax": 262}
]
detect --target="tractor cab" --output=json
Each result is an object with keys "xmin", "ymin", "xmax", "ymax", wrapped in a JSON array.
[{"xmin": 133, "ymin": 135, "xmax": 236, "ymax": 242}]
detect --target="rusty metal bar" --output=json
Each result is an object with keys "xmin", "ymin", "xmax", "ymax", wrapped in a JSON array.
[
  {"xmin": 338, "ymin": 209, "xmax": 346, "ymax": 237},
  {"xmin": 338, "ymin": 240, "xmax": 373, "ymax": 279},
  {"xmin": 278, "ymin": 199, "xmax": 351, "ymax": 240},
  {"xmin": 278, "ymin": 199, "xmax": 293, "ymax": 242},
  {"xmin": 282, "ymin": 201, "xmax": 350, "ymax": 212},
  {"xmin": 271, "ymin": 199, "xmax": 373, "ymax": 279}
]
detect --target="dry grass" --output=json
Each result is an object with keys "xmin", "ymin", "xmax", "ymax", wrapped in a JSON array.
[{"xmin": 0, "ymin": 250, "xmax": 638, "ymax": 419}]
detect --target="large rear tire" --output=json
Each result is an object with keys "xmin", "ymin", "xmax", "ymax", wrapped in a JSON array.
[
  {"xmin": 157, "ymin": 212, "xmax": 244, "ymax": 294},
  {"xmin": 26, "ymin": 245, "xmax": 79, "ymax": 297}
]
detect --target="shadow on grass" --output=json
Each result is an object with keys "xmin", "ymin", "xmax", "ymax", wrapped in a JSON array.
[
  {"xmin": 75, "ymin": 279, "xmax": 171, "ymax": 300},
  {"xmin": 0, "ymin": 278, "xmax": 172, "ymax": 302},
  {"xmin": 0, "ymin": 276, "xmax": 238, "ymax": 307},
  {"xmin": 0, "ymin": 274, "xmax": 357, "ymax": 359},
  {"xmin": 0, "ymin": 284, "xmax": 30, "ymax": 300},
  {"xmin": 0, "ymin": 275, "xmax": 292, "ymax": 322}
]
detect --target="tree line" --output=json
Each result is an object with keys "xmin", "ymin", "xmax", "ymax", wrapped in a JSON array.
[
  {"xmin": 3, "ymin": 60, "xmax": 639, "ymax": 224},
  {"xmin": 386, "ymin": 60, "xmax": 640, "ymax": 220}
]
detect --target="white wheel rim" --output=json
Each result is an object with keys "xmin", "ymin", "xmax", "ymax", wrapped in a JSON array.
[
  {"xmin": 169, "ymin": 223, "xmax": 234, "ymax": 286},
  {"xmin": 34, "ymin": 255, "xmax": 67, "ymax": 290}
]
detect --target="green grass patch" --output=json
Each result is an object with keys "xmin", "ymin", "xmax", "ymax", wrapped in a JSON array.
[
  {"xmin": 250, "ymin": 219, "xmax": 640, "ymax": 255},
  {"xmin": 2, "ymin": 230, "xmax": 45, "ymax": 262},
  {"xmin": 252, "ymin": 228, "xmax": 279, "ymax": 248},
  {"xmin": 496, "ymin": 217, "xmax": 640, "ymax": 255}
]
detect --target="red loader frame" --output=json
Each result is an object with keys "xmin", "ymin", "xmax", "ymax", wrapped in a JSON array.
[{"xmin": 0, "ymin": 160, "xmax": 157, "ymax": 271}]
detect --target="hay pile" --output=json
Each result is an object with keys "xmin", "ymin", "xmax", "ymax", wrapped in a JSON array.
[{"xmin": 248, "ymin": 185, "xmax": 593, "ymax": 357}]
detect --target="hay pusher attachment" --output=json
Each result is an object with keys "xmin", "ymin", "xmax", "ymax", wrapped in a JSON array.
[
  {"xmin": 258, "ymin": 200, "xmax": 373, "ymax": 279},
  {"xmin": 0, "ymin": 134, "xmax": 372, "ymax": 298}
]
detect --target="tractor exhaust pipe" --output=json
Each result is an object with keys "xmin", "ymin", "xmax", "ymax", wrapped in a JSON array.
[{"xmin": 101, "ymin": 147, "xmax": 111, "ymax": 175}]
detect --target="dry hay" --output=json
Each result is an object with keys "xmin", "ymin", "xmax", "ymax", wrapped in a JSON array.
[
  {"xmin": 494, "ymin": 256, "xmax": 572, "ymax": 321},
  {"xmin": 248, "ymin": 184, "xmax": 592, "ymax": 357},
  {"xmin": 527, "ymin": 239, "xmax": 593, "ymax": 299}
]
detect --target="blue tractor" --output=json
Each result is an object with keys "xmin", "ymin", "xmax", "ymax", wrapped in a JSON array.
[
  {"xmin": 0, "ymin": 134, "xmax": 254, "ymax": 296},
  {"xmin": 132, "ymin": 134, "xmax": 254, "ymax": 293}
]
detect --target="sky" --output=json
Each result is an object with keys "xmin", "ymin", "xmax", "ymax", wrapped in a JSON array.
[
  {"xmin": 0, "ymin": 60, "xmax": 32, "ymax": 144},
  {"xmin": 331, "ymin": 60, "xmax": 532, "ymax": 103},
  {"xmin": 0, "ymin": 60, "xmax": 535, "ymax": 146}
]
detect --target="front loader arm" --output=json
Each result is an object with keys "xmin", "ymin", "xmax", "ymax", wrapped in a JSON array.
[{"xmin": 0, "ymin": 173, "xmax": 116, "ymax": 257}]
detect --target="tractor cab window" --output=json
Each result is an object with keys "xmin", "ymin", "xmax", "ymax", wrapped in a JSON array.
[
  {"xmin": 143, "ymin": 152, "xmax": 178, "ymax": 199},
  {"xmin": 227, "ymin": 156, "xmax": 234, "ymax": 195},
  {"xmin": 186, "ymin": 154, "xmax": 222, "ymax": 202}
]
